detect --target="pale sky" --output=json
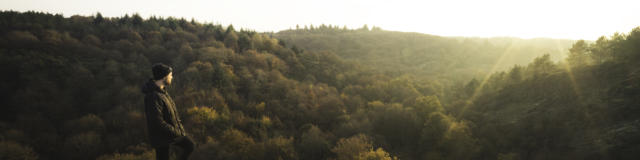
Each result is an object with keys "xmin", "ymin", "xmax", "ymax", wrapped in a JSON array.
[{"xmin": 2, "ymin": 0, "xmax": 639, "ymax": 40}]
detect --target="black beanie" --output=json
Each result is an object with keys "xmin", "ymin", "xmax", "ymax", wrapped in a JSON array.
[{"xmin": 152, "ymin": 63, "xmax": 173, "ymax": 80}]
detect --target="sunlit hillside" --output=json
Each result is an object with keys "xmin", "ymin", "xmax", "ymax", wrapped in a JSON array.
[
  {"xmin": 275, "ymin": 27, "xmax": 575, "ymax": 82},
  {"xmin": 1, "ymin": 11, "xmax": 639, "ymax": 160}
]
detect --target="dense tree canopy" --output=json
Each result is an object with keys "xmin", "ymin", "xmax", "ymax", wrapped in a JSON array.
[
  {"xmin": 275, "ymin": 26, "xmax": 575, "ymax": 83},
  {"xmin": 0, "ymin": 11, "xmax": 638, "ymax": 160}
]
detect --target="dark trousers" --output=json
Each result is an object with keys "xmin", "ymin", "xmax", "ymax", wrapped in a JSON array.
[{"xmin": 155, "ymin": 136, "xmax": 195, "ymax": 160}]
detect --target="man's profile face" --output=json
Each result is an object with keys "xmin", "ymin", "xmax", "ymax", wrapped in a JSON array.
[{"xmin": 164, "ymin": 72, "xmax": 173, "ymax": 85}]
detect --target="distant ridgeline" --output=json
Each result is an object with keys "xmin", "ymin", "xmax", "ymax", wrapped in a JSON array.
[
  {"xmin": 275, "ymin": 25, "xmax": 576, "ymax": 82},
  {"xmin": 1, "ymin": 10, "xmax": 639, "ymax": 160}
]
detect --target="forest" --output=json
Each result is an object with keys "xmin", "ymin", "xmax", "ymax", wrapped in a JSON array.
[{"xmin": 0, "ymin": 11, "xmax": 639, "ymax": 160}]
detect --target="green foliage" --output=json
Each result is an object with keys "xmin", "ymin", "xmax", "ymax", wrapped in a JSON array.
[
  {"xmin": 298, "ymin": 124, "xmax": 331, "ymax": 160},
  {"xmin": 567, "ymin": 40, "xmax": 592, "ymax": 66},
  {"xmin": 96, "ymin": 150, "xmax": 155, "ymax": 160},
  {"xmin": 185, "ymin": 106, "xmax": 231, "ymax": 142},
  {"xmin": 1, "ymin": 10, "xmax": 639, "ymax": 160},
  {"xmin": 451, "ymin": 27, "xmax": 640, "ymax": 160},
  {"xmin": 187, "ymin": 106, "xmax": 220, "ymax": 123},
  {"xmin": 276, "ymin": 27, "xmax": 575, "ymax": 82},
  {"xmin": 259, "ymin": 136, "xmax": 298, "ymax": 160},
  {"xmin": 359, "ymin": 148, "xmax": 396, "ymax": 160},
  {"xmin": 62, "ymin": 131, "xmax": 103, "ymax": 160},
  {"xmin": 331, "ymin": 134, "xmax": 396, "ymax": 160},
  {"xmin": 331, "ymin": 134, "xmax": 373, "ymax": 160},
  {"xmin": 0, "ymin": 141, "xmax": 38, "ymax": 160},
  {"xmin": 218, "ymin": 129, "xmax": 256, "ymax": 159},
  {"xmin": 64, "ymin": 114, "xmax": 105, "ymax": 135}
]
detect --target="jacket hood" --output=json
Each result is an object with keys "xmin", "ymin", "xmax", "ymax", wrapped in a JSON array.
[{"xmin": 141, "ymin": 79, "xmax": 165, "ymax": 94}]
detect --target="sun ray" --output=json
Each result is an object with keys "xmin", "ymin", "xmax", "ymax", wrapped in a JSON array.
[
  {"xmin": 556, "ymin": 39, "xmax": 583, "ymax": 100},
  {"xmin": 457, "ymin": 41, "xmax": 517, "ymax": 118}
]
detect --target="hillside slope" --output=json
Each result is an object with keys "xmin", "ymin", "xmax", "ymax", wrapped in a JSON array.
[
  {"xmin": 0, "ymin": 11, "xmax": 638, "ymax": 160},
  {"xmin": 275, "ymin": 27, "xmax": 575, "ymax": 82}
]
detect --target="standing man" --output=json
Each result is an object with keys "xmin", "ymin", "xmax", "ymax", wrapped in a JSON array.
[{"xmin": 141, "ymin": 63, "xmax": 195, "ymax": 160}]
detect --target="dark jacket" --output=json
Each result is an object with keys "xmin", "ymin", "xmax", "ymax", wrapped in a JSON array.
[{"xmin": 141, "ymin": 79, "xmax": 186, "ymax": 147}]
